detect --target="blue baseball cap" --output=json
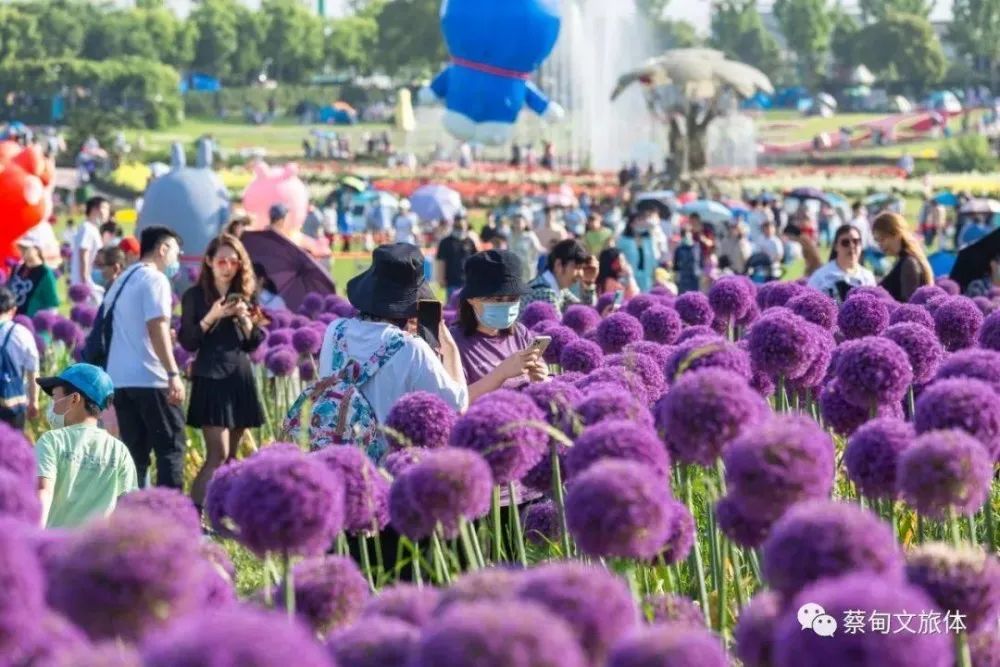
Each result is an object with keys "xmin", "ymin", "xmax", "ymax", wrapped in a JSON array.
[{"xmin": 37, "ymin": 364, "xmax": 115, "ymax": 410}]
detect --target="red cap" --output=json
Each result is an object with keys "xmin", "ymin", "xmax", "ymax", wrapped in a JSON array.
[{"xmin": 119, "ymin": 237, "xmax": 140, "ymax": 255}]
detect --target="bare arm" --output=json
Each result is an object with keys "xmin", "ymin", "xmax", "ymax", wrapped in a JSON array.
[
  {"xmin": 435, "ymin": 259, "xmax": 446, "ymax": 287},
  {"xmin": 77, "ymin": 248, "xmax": 90, "ymax": 284},
  {"xmin": 37, "ymin": 477, "xmax": 53, "ymax": 527},
  {"xmin": 147, "ymin": 316, "xmax": 185, "ymax": 405},
  {"xmin": 25, "ymin": 370, "xmax": 38, "ymax": 420}
]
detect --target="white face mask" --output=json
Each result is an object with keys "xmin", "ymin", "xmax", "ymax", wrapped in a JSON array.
[{"xmin": 46, "ymin": 395, "xmax": 72, "ymax": 429}]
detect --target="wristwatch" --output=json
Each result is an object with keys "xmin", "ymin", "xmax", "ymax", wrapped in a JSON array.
[{"xmin": 167, "ymin": 371, "xmax": 180, "ymax": 379}]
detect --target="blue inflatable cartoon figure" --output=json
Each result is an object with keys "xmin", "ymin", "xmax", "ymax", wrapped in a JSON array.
[
  {"xmin": 137, "ymin": 140, "xmax": 229, "ymax": 288},
  {"xmin": 426, "ymin": 0, "xmax": 564, "ymax": 146}
]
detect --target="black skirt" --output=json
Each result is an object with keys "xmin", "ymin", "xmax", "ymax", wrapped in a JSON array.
[{"xmin": 186, "ymin": 367, "xmax": 265, "ymax": 429}]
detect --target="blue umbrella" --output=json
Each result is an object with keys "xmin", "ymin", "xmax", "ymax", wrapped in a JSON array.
[
  {"xmin": 929, "ymin": 250, "xmax": 957, "ymax": 278},
  {"xmin": 680, "ymin": 200, "xmax": 732, "ymax": 224},
  {"xmin": 410, "ymin": 184, "xmax": 463, "ymax": 223},
  {"xmin": 933, "ymin": 191, "xmax": 959, "ymax": 207}
]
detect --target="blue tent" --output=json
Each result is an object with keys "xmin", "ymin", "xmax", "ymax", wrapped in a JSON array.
[
  {"xmin": 774, "ymin": 87, "xmax": 810, "ymax": 109},
  {"xmin": 741, "ymin": 91, "xmax": 773, "ymax": 110},
  {"xmin": 180, "ymin": 73, "xmax": 222, "ymax": 94},
  {"xmin": 318, "ymin": 106, "xmax": 357, "ymax": 125}
]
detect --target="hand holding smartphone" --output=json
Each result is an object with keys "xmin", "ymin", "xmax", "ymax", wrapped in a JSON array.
[
  {"xmin": 530, "ymin": 335, "xmax": 552, "ymax": 356},
  {"xmin": 417, "ymin": 299, "xmax": 443, "ymax": 351}
]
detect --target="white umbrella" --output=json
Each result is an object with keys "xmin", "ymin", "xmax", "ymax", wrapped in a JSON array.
[{"xmin": 410, "ymin": 184, "xmax": 463, "ymax": 223}]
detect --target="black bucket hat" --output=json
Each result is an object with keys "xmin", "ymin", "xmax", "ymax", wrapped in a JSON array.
[
  {"xmin": 461, "ymin": 250, "xmax": 526, "ymax": 300},
  {"xmin": 347, "ymin": 244, "xmax": 428, "ymax": 319}
]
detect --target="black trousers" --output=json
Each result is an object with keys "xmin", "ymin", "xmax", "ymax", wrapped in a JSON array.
[{"xmin": 114, "ymin": 387, "xmax": 186, "ymax": 489}]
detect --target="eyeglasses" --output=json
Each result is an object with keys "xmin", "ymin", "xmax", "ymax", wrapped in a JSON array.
[
  {"xmin": 839, "ymin": 238, "xmax": 862, "ymax": 248},
  {"xmin": 213, "ymin": 257, "xmax": 240, "ymax": 268}
]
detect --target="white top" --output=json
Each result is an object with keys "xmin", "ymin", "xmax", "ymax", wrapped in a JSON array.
[
  {"xmin": 318, "ymin": 318, "xmax": 468, "ymax": 424},
  {"xmin": 807, "ymin": 261, "xmax": 877, "ymax": 300},
  {"xmin": 70, "ymin": 221, "xmax": 102, "ymax": 287},
  {"xmin": 105, "ymin": 264, "xmax": 173, "ymax": 389},
  {"xmin": 260, "ymin": 290, "xmax": 288, "ymax": 311},
  {"xmin": 850, "ymin": 214, "xmax": 874, "ymax": 249},
  {"xmin": 755, "ymin": 236, "xmax": 784, "ymax": 263},
  {"xmin": 0, "ymin": 320, "xmax": 40, "ymax": 377},
  {"xmin": 394, "ymin": 213, "xmax": 418, "ymax": 245}
]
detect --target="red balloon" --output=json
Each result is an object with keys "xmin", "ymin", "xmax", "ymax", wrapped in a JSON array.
[{"xmin": 0, "ymin": 141, "xmax": 52, "ymax": 266}]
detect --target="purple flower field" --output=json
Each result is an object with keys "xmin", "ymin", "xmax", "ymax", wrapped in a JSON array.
[{"xmin": 3, "ymin": 280, "xmax": 999, "ymax": 667}]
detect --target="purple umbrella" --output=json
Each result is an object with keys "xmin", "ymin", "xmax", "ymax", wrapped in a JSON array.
[
  {"xmin": 240, "ymin": 230, "xmax": 336, "ymax": 312},
  {"xmin": 785, "ymin": 187, "xmax": 830, "ymax": 204},
  {"xmin": 410, "ymin": 184, "xmax": 463, "ymax": 223}
]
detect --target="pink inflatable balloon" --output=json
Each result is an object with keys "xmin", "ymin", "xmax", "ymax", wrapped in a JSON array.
[{"xmin": 242, "ymin": 161, "xmax": 309, "ymax": 234}]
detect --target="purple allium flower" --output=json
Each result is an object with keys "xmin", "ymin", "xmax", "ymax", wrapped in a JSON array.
[
  {"xmin": 639, "ymin": 305, "xmax": 682, "ymax": 344},
  {"xmin": 566, "ymin": 420, "xmax": 669, "ymax": 480},
  {"xmin": 737, "ymin": 299, "xmax": 761, "ymax": 328},
  {"xmin": 834, "ymin": 336, "xmax": 912, "ymax": 409},
  {"xmin": 756, "ymin": 281, "xmax": 805, "ymax": 309},
  {"xmin": 654, "ymin": 368, "xmax": 769, "ymax": 467},
  {"xmin": 299, "ymin": 360, "xmax": 317, "ymax": 381},
  {"xmin": 573, "ymin": 388, "xmax": 654, "ymax": 431},
  {"xmin": 361, "ymin": 583, "xmax": 441, "ymax": 628},
  {"xmin": 906, "ymin": 542, "xmax": 1000, "ymax": 632},
  {"xmin": 910, "ymin": 284, "xmax": 948, "ymax": 306},
  {"xmin": 979, "ymin": 310, "xmax": 1000, "ymax": 351},
  {"xmin": 709, "ymin": 275, "xmax": 754, "ymax": 322},
  {"xmin": 435, "ymin": 568, "xmax": 519, "ymax": 614},
  {"xmin": 845, "ymin": 418, "xmax": 914, "ymax": 500},
  {"xmin": 676, "ymin": 325, "xmax": 719, "ymax": 344},
  {"xmin": 935, "ymin": 348, "xmax": 1000, "ymax": 394},
  {"xmin": 388, "ymin": 448, "xmax": 492, "ymax": 540},
  {"xmin": 785, "ymin": 324, "xmax": 834, "ymax": 392},
  {"xmin": 664, "ymin": 335, "xmax": 751, "ymax": 384},
  {"xmin": 772, "ymin": 573, "xmax": 953, "ymax": 667},
  {"xmin": 973, "ymin": 295, "xmax": 997, "ymax": 315},
  {"xmin": 625, "ymin": 341, "xmax": 672, "ymax": 369},
  {"xmin": 925, "ymin": 294, "xmax": 949, "ymax": 315},
  {"xmin": 624, "ymin": 294, "xmax": 656, "ymax": 319},
  {"xmin": 716, "ymin": 494, "xmax": 781, "ymax": 547},
  {"xmin": 276, "ymin": 555, "xmax": 370, "ymax": 634},
  {"xmin": 724, "ymin": 415, "xmax": 835, "ymax": 515},
  {"xmin": 204, "ymin": 461, "xmax": 241, "ymax": 537},
  {"xmin": 48, "ymin": 508, "xmax": 209, "ymax": 641},
  {"xmin": 576, "ymin": 365, "xmax": 652, "ymax": 405},
  {"xmin": 566, "ymin": 459, "xmax": 672, "ymax": 559},
  {"xmin": 0, "ymin": 468, "xmax": 41, "ymax": 523},
  {"xmin": 786, "ymin": 290, "xmax": 838, "ymax": 330},
  {"xmin": 521, "ymin": 301, "xmax": 560, "ymax": 329},
  {"xmin": 596, "ymin": 311, "xmax": 644, "ymax": 354},
  {"xmin": 43, "ymin": 641, "xmax": 143, "ymax": 667},
  {"xmin": 970, "ymin": 628, "xmax": 1000, "ymax": 667},
  {"xmin": 819, "ymin": 380, "xmax": 904, "ymax": 436},
  {"xmin": 198, "ymin": 540, "xmax": 235, "ymax": 608},
  {"xmin": 675, "ymin": 292, "xmax": 714, "ymax": 326},
  {"xmin": 882, "ymin": 322, "xmax": 944, "ymax": 385},
  {"xmin": 413, "ymin": 600, "xmax": 587, "ymax": 667},
  {"xmin": 733, "ymin": 591, "xmax": 782, "ymax": 667},
  {"xmin": 559, "ymin": 338, "xmax": 604, "ymax": 373},
  {"xmin": 524, "ymin": 380, "xmax": 582, "ymax": 429},
  {"xmin": 657, "ymin": 499, "xmax": 695, "ymax": 565},
  {"xmin": 328, "ymin": 616, "xmax": 419, "ymax": 667},
  {"xmin": 383, "ymin": 447, "xmax": 426, "ymax": 477},
  {"xmin": 115, "ymin": 487, "xmax": 202, "ymax": 537},
  {"xmin": 0, "ymin": 422, "xmax": 36, "ymax": 485},
  {"xmin": 142, "ymin": 607, "xmax": 333, "ymax": 667},
  {"xmin": 449, "ymin": 390, "xmax": 548, "ymax": 484},
  {"xmin": 227, "ymin": 453, "xmax": 345, "ymax": 557},
  {"xmin": 0, "ymin": 525, "xmax": 45, "ymax": 662},
  {"xmin": 562, "ymin": 304, "xmax": 601, "ymax": 335},
  {"xmin": 32, "ymin": 310, "xmax": 57, "ymax": 333},
  {"xmin": 19, "ymin": 611, "xmax": 90, "ymax": 666},
  {"xmin": 312, "ymin": 445, "xmax": 389, "ymax": 534},
  {"xmin": 642, "ymin": 594, "xmax": 705, "ymax": 627},
  {"xmin": 12, "ymin": 314, "xmax": 34, "ymax": 334},
  {"xmin": 300, "ymin": 292, "xmax": 325, "ymax": 317},
  {"xmin": 542, "ymin": 325, "xmax": 578, "ymax": 364},
  {"xmin": 914, "ymin": 378, "xmax": 1000, "ymax": 458},
  {"xmin": 749, "ymin": 365, "xmax": 776, "ymax": 397},
  {"xmin": 897, "ymin": 429, "xmax": 993, "ymax": 519},
  {"xmin": 325, "ymin": 294, "xmax": 354, "ymax": 315},
  {"xmin": 890, "ymin": 302, "xmax": 936, "ymax": 329},
  {"xmin": 605, "ymin": 351, "xmax": 665, "ymax": 400},
  {"xmin": 292, "ymin": 327, "xmax": 323, "ymax": 355},
  {"xmin": 265, "ymin": 345, "xmax": 298, "ymax": 376},
  {"xmin": 67, "ymin": 283, "xmax": 91, "ymax": 304},
  {"xmin": 266, "ymin": 309, "xmax": 293, "ymax": 329},
  {"xmin": 51, "ymin": 318, "xmax": 81, "ymax": 346},
  {"xmin": 516, "ymin": 562, "xmax": 638, "ymax": 665},
  {"xmin": 69, "ymin": 304, "xmax": 98, "ymax": 328},
  {"xmin": 596, "ymin": 292, "xmax": 617, "ymax": 315},
  {"xmin": 934, "ymin": 296, "xmax": 984, "ymax": 351},
  {"xmin": 606, "ymin": 624, "xmax": 728, "ymax": 667},
  {"xmin": 838, "ymin": 294, "xmax": 890, "ymax": 339},
  {"xmin": 316, "ymin": 312, "xmax": 338, "ymax": 325},
  {"xmin": 385, "ymin": 391, "xmax": 457, "ymax": 451},
  {"xmin": 289, "ymin": 314, "xmax": 311, "ymax": 330},
  {"xmin": 522, "ymin": 500, "xmax": 563, "ymax": 547},
  {"xmin": 249, "ymin": 340, "xmax": 268, "ymax": 365},
  {"xmin": 747, "ymin": 309, "xmax": 816, "ymax": 381},
  {"xmin": 762, "ymin": 499, "xmax": 904, "ymax": 599},
  {"xmin": 266, "ymin": 327, "xmax": 294, "ymax": 348},
  {"xmin": 937, "ymin": 277, "xmax": 961, "ymax": 295}
]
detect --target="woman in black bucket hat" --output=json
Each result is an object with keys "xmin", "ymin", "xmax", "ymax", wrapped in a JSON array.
[{"xmin": 449, "ymin": 249, "xmax": 547, "ymax": 401}]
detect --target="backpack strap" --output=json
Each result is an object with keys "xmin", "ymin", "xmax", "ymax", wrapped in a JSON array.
[
  {"xmin": 106, "ymin": 264, "xmax": 145, "ymax": 318},
  {"xmin": 0, "ymin": 324, "xmax": 16, "ymax": 354}
]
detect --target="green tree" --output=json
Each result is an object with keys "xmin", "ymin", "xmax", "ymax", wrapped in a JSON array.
[
  {"xmin": 858, "ymin": 0, "xmax": 936, "ymax": 21},
  {"xmin": 711, "ymin": 1, "xmax": 783, "ymax": 82},
  {"xmin": 189, "ymin": 0, "xmax": 240, "ymax": 80},
  {"xmin": 325, "ymin": 14, "xmax": 379, "ymax": 72},
  {"xmin": 227, "ymin": 6, "xmax": 266, "ymax": 85},
  {"xmin": 854, "ymin": 13, "xmax": 946, "ymax": 91},
  {"xmin": 17, "ymin": 0, "xmax": 93, "ymax": 59},
  {"xmin": 652, "ymin": 19, "xmax": 701, "ymax": 50},
  {"xmin": 636, "ymin": 0, "xmax": 672, "ymax": 17},
  {"xmin": 0, "ymin": 6, "xmax": 43, "ymax": 64},
  {"xmin": 950, "ymin": 0, "xmax": 1000, "ymax": 88},
  {"xmin": 142, "ymin": 7, "xmax": 195, "ymax": 70},
  {"xmin": 372, "ymin": 0, "xmax": 447, "ymax": 76},
  {"xmin": 260, "ymin": 0, "xmax": 326, "ymax": 83},
  {"xmin": 829, "ymin": 9, "xmax": 861, "ymax": 68},
  {"xmin": 773, "ymin": 0, "xmax": 833, "ymax": 85}
]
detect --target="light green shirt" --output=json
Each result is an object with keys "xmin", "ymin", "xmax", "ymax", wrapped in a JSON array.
[{"xmin": 35, "ymin": 424, "xmax": 138, "ymax": 529}]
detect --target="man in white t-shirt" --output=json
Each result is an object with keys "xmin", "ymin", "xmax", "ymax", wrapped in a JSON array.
[
  {"xmin": 70, "ymin": 196, "xmax": 109, "ymax": 296},
  {"xmin": 393, "ymin": 200, "xmax": 419, "ymax": 246},
  {"xmin": 105, "ymin": 226, "xmax": 186, "ymax": 489},
  {"xmin": 0, "ymin": 287, "xmax": 40, "ymax": 430}
]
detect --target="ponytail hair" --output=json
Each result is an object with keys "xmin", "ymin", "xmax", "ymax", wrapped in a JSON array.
[{"xmin": 872, "ymin": 212, "xmax": 933, "ymax": 287}]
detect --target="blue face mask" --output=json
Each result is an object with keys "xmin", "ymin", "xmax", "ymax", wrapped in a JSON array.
[
  {"xmin": 164, "ymin": 261, "xmax": 180, "ymax": 279},
  {"xmin": 478, "ymin": 301, "xmax": 520, "ymax": 330},
  {"xmin": 91, "ymin": 268, "xmax": 106, "ymax": 287}
]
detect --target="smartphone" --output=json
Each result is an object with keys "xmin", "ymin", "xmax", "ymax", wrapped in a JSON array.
[
  {"xmin": 531, "ymin": 335, "xmax": 552, "ymax": 355},
  {"xmin": 613, "ymin": 290, "xmax": 625, "ymax": 309},
  {"xmin": 224, "ymin": 293, "xmax": 244, "ymax": 306},
  {"xmin": 417, "ymin": 299, "xmax": 442, "ymax": 350}
]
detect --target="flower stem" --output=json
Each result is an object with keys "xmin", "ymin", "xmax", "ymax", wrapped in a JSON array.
[
  {"xmin": 491, "ymin": 486, "xmax": 504, "ymax": 563},
  {"xmin": 682, "ymin": 465, "xmax": 710, "ymax": 626},
  {"xmin": 550, "ymin": 444, "xmax": 572, "ymax": 558},
  {"xmin": 263, "ymin": 553, "xmax": 274, "ymax": 606},
  {"xmin": 509, "ymin": 482, "xmax": 528, "ymax": 567},
  {"xmin": 984, "ymin": 492, "xmax": 996, "ymax": 554},
  {"xmin": 965, "ymin": 516, "xmax": 978, "ymax": 547},
  {"xmin": 410, "ymin": 540, "xmax": 423, "ymax": 587},
  {"xmin": 917, "ymin": 514, "xmax": 925, "ymax": 545},
  {"xmin": 459, "ymin": 519, "xmax": 482, "ymax": 570},
  {"xmin": 373, "ymin": 531, "xmax": 386, "ymax": 585},
  {"xmin": 956, "ymin": 633, "xmax": 973, "ymax": 667},
  {"xmin": 431, "ymin": 529, "xmax": 448, "ymax": 584},
  {"xmin": 357, "ymin": 534, "xmax": 375, "ymax": 591},
  {"xmin": 282, "ymin": 551, "xmax": 295, "ymax": 619},
  {"xmin": 948, "ymin": 509, "xmax": 963, "ymax": 548}
]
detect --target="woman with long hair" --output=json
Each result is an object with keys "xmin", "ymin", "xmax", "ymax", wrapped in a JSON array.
[
  {"xmin": 179, "ymin": 234, "xmax": 267, "ymax": 506},
  {"xmin": 806, "ymin": 224, "xmax": 876, "ymax": 302},
  {"xmin": 872, "ymin": 212, "xmax": 933, "ymax": 302},
  {"xmin": 596, "ymin": 247, "xmax": 640, "ymax": 298}
]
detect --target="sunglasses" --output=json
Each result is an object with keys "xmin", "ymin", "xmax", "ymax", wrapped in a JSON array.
[
  {"xmin": 212, "ymin": 257, "xmax": 240, "ymax": 268},
  {"xmin": 838, "ymin": 238, "xmax": 862, "ymax": 248}
]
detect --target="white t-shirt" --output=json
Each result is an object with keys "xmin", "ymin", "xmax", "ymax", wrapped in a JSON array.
[
  {"xmin": 318, "ymin": 319, "xmax": 468, "ymax": 424},
  {"xmin": 105, "ymin": 264, "xmax": 173, "ymax": 389},
  {"xmin": 806, "ymin": 261, "xmax": 877, "ymax": 301},
  {"xmin": 850, "ymin": 215, "xmax": 874, "ymax": 250},
  {"xmin": 394, "ymin": 213, "xmax": 417, "ymax": 245},
  {"xmin": 260, "ymin": 290, "xmax": 288, "ymax": 311},
  {"xmin": 0, "ymin": 320, "xmax": 40, "ymax": 378},
  {"xmin": 70, "ymin": 221, "xmax": 102, "ymax": 286},
  {"xmin": 755, "ymin": 236, "xmax": 784, "ymax": 263}
]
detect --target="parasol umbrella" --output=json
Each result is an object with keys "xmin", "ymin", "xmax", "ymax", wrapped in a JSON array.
[
  {"xmin": 680, "ymin": 200, "xmax": 732, "ymax": 225},
  {"xmin": 546, "ymin": 184, "xmax": 576, "ymax": 208},
  {"xmin": 933, "ymin": 191, "xmax": 959, "ymax": 207},
  {"xmin": 410, "ymin": 184, "xmax": 463, "ymax": 223},
  {"xmin": 635, "ymin": 190, "xmax": 676, "ymax": 219},
  {"xmin": 785, "ymin": 187, "xmax": 828, "ymax": 203},
  {"xmin": 929, "ymin": 250, "xmax": 957, "ymax": 278},
  {"xmin": 240, "ymin": 230, "xmax": 336, "ymax": 312},
  {"xmin": 960, "ymin": 198, "xmax": 1000, "ymax": 215},
  {"xmin": 339, "ymin": 175, "xmax": 367, "ymax": 192},
  {"xmin": 950, "ymin": 227, "xmax": 1000, "ymax": 292}
]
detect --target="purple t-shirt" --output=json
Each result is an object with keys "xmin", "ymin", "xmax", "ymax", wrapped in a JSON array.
[{"xmin": 449, "ymin": 322, "xmax": 534, "ymax": 385}]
